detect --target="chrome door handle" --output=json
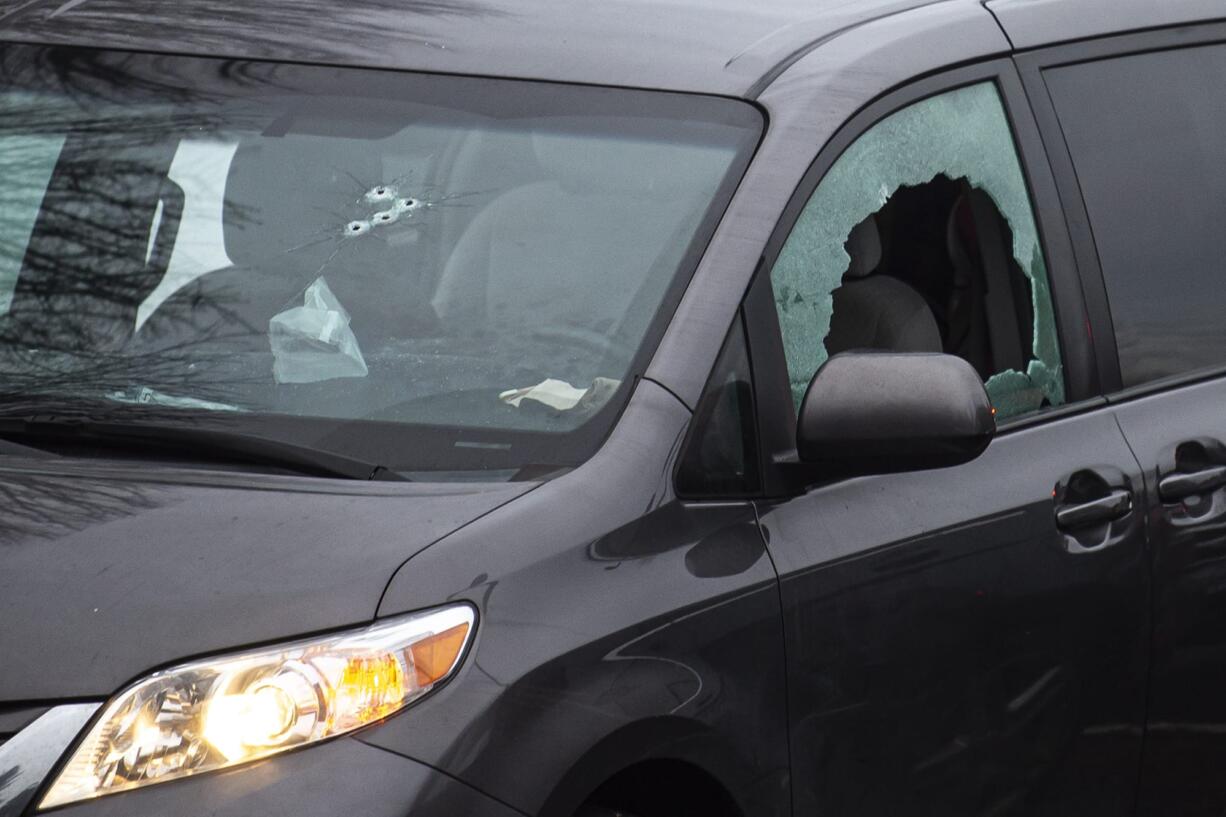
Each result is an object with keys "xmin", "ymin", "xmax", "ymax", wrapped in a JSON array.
[
  {"xmin": 1158, "ymin": 465, "xmax": 1226, "ymax": 503},
  {"xmin": 1056, "ymin": 489, "xmax": 1132, "ymax": 530}
]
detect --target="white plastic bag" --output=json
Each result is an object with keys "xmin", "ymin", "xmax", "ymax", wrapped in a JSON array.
[
  {"xmin": 499, "ymin": 378, "xmax": 588, "ymax": 410},
  {"xmin": 269, "ymin": 277, "xmax": 368, "ymax": 384},
  {"xmin": 499, "ymin": 377, "xmax": 621, "ymax": 413}
]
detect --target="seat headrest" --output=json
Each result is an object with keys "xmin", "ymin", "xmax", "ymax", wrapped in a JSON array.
[
  {"xmin": 531, "ymin": 120, "xmax": 732, "ymax": 199},
  {"xmin": 843, "ymin": 213, "xmax": 882, "ymax": 279}
]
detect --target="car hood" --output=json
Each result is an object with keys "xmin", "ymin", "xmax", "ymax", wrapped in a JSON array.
[{"xmin": 0, "ymin": 458, "xmax": 533, "ymax": 700}]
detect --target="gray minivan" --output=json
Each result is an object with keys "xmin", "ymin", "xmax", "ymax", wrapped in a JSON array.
[{"xmin": 3, "ymin": 1, "xmax": 1226, "ymax": 815}]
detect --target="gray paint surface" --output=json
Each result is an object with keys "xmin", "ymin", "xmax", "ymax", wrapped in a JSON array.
[
  {"xmin": 0, "ymin": 0, "xmax": 951, "ymax": 95},
  {"xmin": 987, "ymin": 0, "xmax": 1226, "ymax": 49},
  {"xmin": 0, "ymin": 464, "xmax": 531, "ymax": 699}
]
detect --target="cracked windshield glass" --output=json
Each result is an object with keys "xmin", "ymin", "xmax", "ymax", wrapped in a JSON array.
[{"xmin": 0, "ymin": 46, "xmax": 759, "ymax": 477}]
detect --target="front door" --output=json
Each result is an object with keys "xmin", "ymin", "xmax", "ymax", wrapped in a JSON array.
[
  {"xmin": 747, "ymin": 65, "xmax": 1151, "ymax": 814},
  {"xmin": 758, "ymin": 411, "xmax": 1148, "ymax": 815}
]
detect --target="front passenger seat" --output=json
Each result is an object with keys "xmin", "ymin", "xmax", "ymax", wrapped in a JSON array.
[
  {"xmin": 430, "ymin": 127, "xmax": 709, "ymax": 339},
  {"xmin": 824, "ymin": 214, "xmax": 943, "ymax": 357}
]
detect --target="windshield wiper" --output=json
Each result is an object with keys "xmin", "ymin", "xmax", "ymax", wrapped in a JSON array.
[{"xmin": 0, "ymin": 416, "xmax": 407, "ymax": 481}]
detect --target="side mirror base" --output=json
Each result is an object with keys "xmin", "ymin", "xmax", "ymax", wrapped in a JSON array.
[{"xmin": 772, "ymin": 445, "xmax": 991, "ymax": 495}]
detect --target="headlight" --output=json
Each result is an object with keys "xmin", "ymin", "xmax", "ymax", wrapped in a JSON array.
[{"xmin": 40, "ymin": 604, "xmax": 475, "ymax": 810}]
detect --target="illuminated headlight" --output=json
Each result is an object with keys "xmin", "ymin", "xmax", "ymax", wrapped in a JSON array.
[{"xmin": 40, "ymin": 605, "xmax": 475, "ymax": 810}]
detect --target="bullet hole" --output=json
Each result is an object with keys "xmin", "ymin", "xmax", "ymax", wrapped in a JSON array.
[{"xmin": 364, "ymin": 184, "xmax": 398, "ymax": 204}]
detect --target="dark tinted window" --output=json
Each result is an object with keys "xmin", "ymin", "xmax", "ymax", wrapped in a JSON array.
[
  {"xmin": 675, "ymin": 315, "xmax": 760, "ymax": 497},
  {"xmin": 1045, "ymin": 44, "xmax": 1226, "ymax": 387}
]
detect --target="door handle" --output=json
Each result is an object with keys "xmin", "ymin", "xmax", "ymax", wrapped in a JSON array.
[
  {"xmin": 1158, "ymin": 464, "xmax": 1226, "ymax": 503},
  {"xmin": 1055, "ymin": 489, "xmax": 1132, "ymax": 530}
]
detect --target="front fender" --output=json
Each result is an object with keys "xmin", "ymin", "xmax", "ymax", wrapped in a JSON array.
[{"xmin": 358, "ymin": 382, "xmax": 789, "ymax": 817}]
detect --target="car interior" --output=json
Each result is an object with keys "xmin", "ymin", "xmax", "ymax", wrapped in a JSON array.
[
  {"xmin": 0, "ymin": 109, "xmax": 743, "ymax": 439},
  {"xmin": 827, "ymin": 174, "xmax": 1038, "ymax": 389}
]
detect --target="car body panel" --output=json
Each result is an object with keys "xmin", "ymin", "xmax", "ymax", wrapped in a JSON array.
[
  {"xmin": 986, "ymin": 0, "xmax": 1226, "ymax": 51},
  {"xmin": 368, "ymin": 380, "xmax": 789, "ymax": 817},
  {"xmin": 0, "ymin": 463, "xmax": 531, "ymax": 699},
  {"xmin": 760, "ymin": 406, "xmax": 1152, "ymax": 814},
  {"xmin": 1112, "ymin": 379, "xmax": 1226, "ymax": 814},
  {"xmin": 0, "ymin": 0, "xmax": 951, "ymax": 97}
]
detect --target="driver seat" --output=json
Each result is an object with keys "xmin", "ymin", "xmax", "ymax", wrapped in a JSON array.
[{"xmin": 824, "ymin": 214, "xmax": 943, "ymax": 357}]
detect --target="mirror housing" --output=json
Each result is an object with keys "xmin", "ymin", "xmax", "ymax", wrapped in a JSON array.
[{"xmin": 796, "ymin": 352, "xmax": 995, "ymax": 477}]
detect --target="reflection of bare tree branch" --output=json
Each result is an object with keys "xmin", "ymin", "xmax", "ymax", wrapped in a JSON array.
[
  {"xmin": 0, "ymin": 51, "xmax": 271, "ymax": 416},
  {"xmin": 0, "ymin": 0, "xmax": 47, "ymax": 25},
  {"xmin": 0, "ymin": 472, "xmax": 162, "ymax": 544},
  {"xmin": 0, "ymin": 43, "xmax": 501, "ymax": 426},
  {"xmin": 0, "ymin": 0, "xmax": 508, "ymax": 62}
]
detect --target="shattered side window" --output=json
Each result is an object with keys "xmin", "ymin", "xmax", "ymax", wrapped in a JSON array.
[{"xmin": 770, "ymin": 82, "xmax": 1064, "ymax": 420}]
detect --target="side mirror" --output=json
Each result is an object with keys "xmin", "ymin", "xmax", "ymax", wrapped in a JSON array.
[{"xmin": 796, "ymin": 352, "xmax": 995, "ymax": 477}]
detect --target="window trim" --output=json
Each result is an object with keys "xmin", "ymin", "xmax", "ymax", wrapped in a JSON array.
[
  {"xmin": 1016, "ymin": 21, "xmax": 1226, "ymax": 403},
  {"xmin": 672, "ymin": 307, "xmax": 765, "ymax": 500},
  {"xmin": 741, "ymin": 58, "xmax": 1097, "ymax": 497}
]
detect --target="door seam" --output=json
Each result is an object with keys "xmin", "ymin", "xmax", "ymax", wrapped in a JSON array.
[
  {"xmin": 1113, "ymin": 410, "xmax": 1156, "ymax": 817},
  {"xmin": 752, "ymin": 498, "xmax": 796, "ymax": 817}
]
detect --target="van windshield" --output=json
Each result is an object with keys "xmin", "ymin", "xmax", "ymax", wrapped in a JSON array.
[{"xmin": 0, "ymin": 46, "xmax": 760, "ymax": 478}]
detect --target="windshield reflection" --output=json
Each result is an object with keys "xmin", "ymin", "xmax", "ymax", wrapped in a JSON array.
[{"xmin": 0, "ymin": 44, "xmax": 758, "ymax": 472}]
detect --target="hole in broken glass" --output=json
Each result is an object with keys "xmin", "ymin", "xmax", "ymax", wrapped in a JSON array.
[{"xmin": 824, "ymin": 174, "xmax": 1038, "ymax": 382}]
